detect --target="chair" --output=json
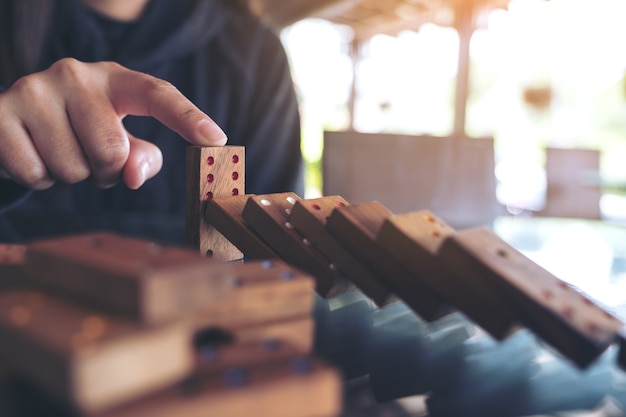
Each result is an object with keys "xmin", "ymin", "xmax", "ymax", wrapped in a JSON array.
[
  {"xmin": 538, "ymin": 147, "xmax": 602, "ymax": 220},
  {"xmin": 322, "ymin": 131, "xmax": 502, "ymax": 229}
]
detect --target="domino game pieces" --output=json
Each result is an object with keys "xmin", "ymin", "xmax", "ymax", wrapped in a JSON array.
[
  {"xmin": 242, "ymin": 193, "xmax": 344, "ymax": 296},
  {"xmin": 289, "ymin": 196, "xmax": 391, "ymax": 306},
  {"xmin": 326, "ymin": 202, "xmax": 447, "ymax": 321},
  {"xmin": 97, "ymin": 357, "xmax": 342, "ymax": 417},
  {"xmin": 204, "ymin": 195, "xmax": 277, "ymax": 260},
  {"xmin": 186, "ymin": 146, "xmax": 245, "ymax": 261},
  {"xmin": 376, "ymin": 210, "xmax": 516, "ymax": 338},
  {"xmin": 439, "ymin": 227, "xmax": 623, "ymax": 367},
  {"xmin": 25, "ymin": 233, "xmax": 230, "ymax": 324},
  {"xmin": 0, "ymin": 291, "xmax": 193, "ymax": 413}
]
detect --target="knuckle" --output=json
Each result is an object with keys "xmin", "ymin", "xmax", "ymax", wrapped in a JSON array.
[
  {"xmin": 143, "ymin": 76, "xmax": 176, "ymax": 92},
  {"xmin": 90, "ymin": 136, "xmax": 129, "ymax": 169},
  {"xmin": 49, "ymin": 58, "xmax": 95, "ymax": 91},
  {"xmin": 100, "ymin": 60, "xmax": 124, "ymax": 72},
  {"xmin": 177, "ymin": 106, "xmax": 199, "ymax": 123},
  {"xmin": 49, "ymin": 58, "xmax": 85, "ymax": 80},
  {"xmin": 10, "ymin": 74, "xmax": 49, "ymax": 101},
  {"xmin": 14, "ymin": 166, "xmax": 53, "ymax": 190},
  {"xmin": 51, "ymin": 164, "xmax": 90, "ymax": 185},
  {"xmin": 142, "ymin": 77, "xmax": 181, "ymax": 106}
]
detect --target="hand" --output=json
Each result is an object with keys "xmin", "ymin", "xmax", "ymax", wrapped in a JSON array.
[{"xmin": 0, "ymin": 58, "xmax": 227, "ymax": 190}]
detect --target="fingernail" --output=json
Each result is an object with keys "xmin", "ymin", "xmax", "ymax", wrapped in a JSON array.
[{"xmin": 198, "ymin": 119, "xmax": 227, "ymax": 145}]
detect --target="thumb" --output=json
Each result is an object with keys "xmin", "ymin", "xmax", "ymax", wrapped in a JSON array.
[{"xmin": 122, "ymin": 134, "xmax": 163, "ymax": 190}]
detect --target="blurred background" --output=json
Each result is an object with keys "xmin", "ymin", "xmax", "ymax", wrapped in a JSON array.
[{"xmin": 250, "ymin": 0, "xmax": 626, "ymax": 225}]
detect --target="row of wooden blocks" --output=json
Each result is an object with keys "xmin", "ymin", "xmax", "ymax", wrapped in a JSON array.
[
  {"xmin": 196, "ymin": 185, "xmax": 626, "ymax": 370},
  {"xmin": 0, "ymin": 237, "xmax": 341, "ymax": 416}
]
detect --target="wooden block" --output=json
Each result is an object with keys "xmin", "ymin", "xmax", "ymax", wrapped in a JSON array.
[
  {"xmin": 325, "ymin": 202, "xmax": 446, "ymax": 321},
  {"xmin": 194, "ymin": 316, "xmax": 315, "ymax": 371},
  {"xmin": 0, "ymin": 244, "xmax": 28, "ymax": 289},
  {"xmin": 289, "ymin": 196, "xmax": 391, "ymax": 306},
  {"xmin": 241, "ymin": 193, "xmax": 343, "ymax": 297},
  {"xmin": 439, "ymin": 227, "xmax": 623, "ymax": 367},
  {"xmin": 24, "ymin": 233, "xmax": 230, "ymax": 324},
  {"xmin": 96, "ymin": 357, "xmax": 342, "ymax": 417},
  {"xmin": 192, "ymin": 259, "xmax": 315, "ymax": 329},
  {"xmin": 0, "ymin": 291, "xmax": 193, "ymax": 413},
  {"xmin": 204, "ymin": 195, "xmax": 277, "ymax": 260},
  {"xmin": 377, "ymin": 211, "xmax": 516, "ymax": 338},
  {"xmin": 186, "ymin": 146, "xmax": 245, "ymax": 261}
]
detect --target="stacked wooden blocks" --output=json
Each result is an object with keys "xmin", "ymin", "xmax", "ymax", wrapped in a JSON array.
[{"xmin": 0, "ymin": 234, "xmax": 341, "ymax": 416}]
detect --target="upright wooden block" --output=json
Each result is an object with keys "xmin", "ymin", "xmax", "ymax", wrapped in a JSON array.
[
  {"xmin": 24, "ymin": 233, "xmax": 229, "ymax": 324},
  {"xmin": 439, "ymin": 227, "xmax": 624, "ymax": 367},
  {"xmin": 97, "ymin": 357, "xmax": 342, "ymax": 417},
  {"xmin": 0, "ymin": 291, "xmax": 193, "ymax": 413},
  {"xmin": 289, "ymin": 196, "xmax": 391, "ymax": 306},
  {"xmin": 325, "ymin": 202, "xmax": 446, "ymax": 321},
  {"xmin": 241, "ymin": 193, "xmax": 343, "ymax": 297},
  {"xmin": 186, "ymin": 146, "xmax": 245, "ymax": 261},
  {"xmin": 0, "ymin": 244, "xmax": 27, "ymax": 288},
  {"xmin": 192, "ymin": 259, "xmax": 315, "ymax": 329},
  {"xmin": 204, "ymin": 195, "xmax": 277, "ymax": 260},
  {"xmin": 376, "ymin": 211, "xmax": 516, "ymax": 338}
]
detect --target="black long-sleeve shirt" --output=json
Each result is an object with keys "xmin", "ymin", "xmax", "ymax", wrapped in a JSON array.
[{"xmin": 0, "ymin": 0, "xmax": 304, "ymax": 245}]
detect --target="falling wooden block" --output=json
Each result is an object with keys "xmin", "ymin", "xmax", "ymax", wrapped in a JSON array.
[
  {"xmin": 439, "ymin": 227, "xmax": 623, "ymax": 367},
  {"xmin": 186, "ymin": 146, "xmax": 245, "ymax": 261},
  {"xmin": 289, "ymin": 196, "xmax": 391, "ymax": 306},
  {"xmin": 97, "ymin": 357, "xmax": 342, "ymax": 417},
  {"xmin": 204, "ymin": 195, "xmax": 277, "ymax": 260},
  {"xmin": 24, "ymin": 233, "xmax": 229, "ymax": 324},
  {"xmin": 241, "ymin": 193, "xmax": 343, "ymax": 297},
  {"xmin": 194, "ymin": 316, "xmax": 315, "ymax": 371},
  {"xmin": 0, "ymin": 244, "xmax": 28, "ymax": 289},
  {"xmin": 0, "ymin": 291, "xmax": 193, "ymax": 413},
  {"xmin": 325, "ymin": 202, "xmax": 446, "ymax": 321},
  {"xmin": 376, "ymin": 210, "xmax": 515, "ymax": 338},
  {"xmin": 192, "ymin": 259, "xmax": 315, "ymax": 329}
]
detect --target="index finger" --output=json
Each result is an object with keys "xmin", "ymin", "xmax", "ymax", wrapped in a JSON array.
[{"xmin": 108, "ymin": 68, "xmax": 227, "ymax": 146}]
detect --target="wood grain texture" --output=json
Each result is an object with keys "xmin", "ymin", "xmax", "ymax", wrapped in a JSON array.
[
  {"xmin": 185, "ymin": 146, "xmax": 245, "ymax": 261},
  {"xmin": 0, "ymin": 291, "xmax": 192, "ymax": 413},
  {"xmin": 289, "ymin": 196, "xmax": 391, "ymax": 306},
  {"xmin": 439, "ymin": 227, "xmax": 623, "ymax": 367},
  {"xmin": 204, "ymin": 195, "xmax": 277, "ymax": 260},
  {"xmin": 96, "ymin": 357, "xmax": 342, "ymax": 417},
  {"xmin": 376, "ymin": 210, "xmax": 515, "ymax": 337},
  {"xmin": 24, "ymin": 233, "xmax": 230, "ymax": 324},
  {"xmin": 192, "ymin": 259, "xmax": 316, "ymax": 329},
  {"xmin": 194, "ymin": 316, "xmax": 315, "ymax": 371},
  {"xmin": 241, "ymin": 193, "xmax": 343, "ymax": 297},
  {"xmin": 325, "ymin": 202, "xmax": 445, "ymax": 321}
]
